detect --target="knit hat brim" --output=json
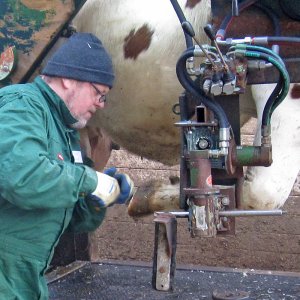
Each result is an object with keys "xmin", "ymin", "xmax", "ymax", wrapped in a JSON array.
[
  {"xmin": 42, "ymin": 33, "xmax": 115, "ymax": 88},
  {"xmin": 43, "ymin": 62, "xmax": 115, "ymax": 88}
]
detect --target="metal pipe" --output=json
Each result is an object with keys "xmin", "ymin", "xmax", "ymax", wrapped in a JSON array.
[
  {"xmin": 154, "ymin": 210, "xmax": 286, "ymax": 218},
  {"xmin": 219, "ymin": 210, "xmax": 285, "ymax": 217},
  {"xmin": 235, "ymin": 145, "xmax": 272, "ymax": 167},
  {"xmin": 154, "ymin": 211, "xmax": 189, "ymax": 218}
]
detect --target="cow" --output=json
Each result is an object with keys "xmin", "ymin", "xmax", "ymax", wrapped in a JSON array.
[{"xmin": 71, "ymin": 0, "xmax": 300, "ymax": 214}]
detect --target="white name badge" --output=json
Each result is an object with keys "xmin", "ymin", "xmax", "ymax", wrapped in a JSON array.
[{"xmin": 72, "ymin": 150, "xmax": 83, "ymax": 163}]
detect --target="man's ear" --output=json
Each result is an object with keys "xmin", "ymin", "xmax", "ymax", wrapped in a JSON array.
[{"xmin": 61, "ymin": 78, "xmax": 73, "ymax": 89}]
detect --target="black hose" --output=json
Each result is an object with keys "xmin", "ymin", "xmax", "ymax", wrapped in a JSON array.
[
  {"xmin": 176, "ymin": 49, "xmax": 229, "ymax": 128},
  {"xmin": 217, "ymin": 0, "xmax": 261, "ymax": 36},
  {"xmin": 217, "ymin": 0, "xmax": 281, "ymax": 42},
  {"xmin": 242, "ymin": 51, "xmax": 289, "ymax": 126},
  {"xmin": 268, "ymin": 36, "xmax": 300, "ymax": 45},
  {"xmin": 169, "ymin": 0, "xmax": 193, "ymax": 48},
  {"xmin": 218, "ymin": 2, "xmax": 300, "ymax": 48},
  {"xmin": 261, "ymin": 74, "xmax": 284, "ymax": 126},
  {"xmin": 254, "ymin": 3, "xmax": 280, "ymax": 36}
]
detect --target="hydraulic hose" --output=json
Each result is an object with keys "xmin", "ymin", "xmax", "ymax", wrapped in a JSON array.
[
  {"xmin": 261, "ymin": 73, "xmax": 285, "ymax": 125},
  {"xmin": 231, "ymin": 44, "xmax": 285, "ymax": 66},
  {"xmin": 217, "ymin": 0, "xmax": 292, "ymax": 128},
  {"xmin": 217, "ymin": 0, "xmax": 282, "ymax": 48},
  {"xmin": 233, "ymin": 45, "xmax": 288, "ymax": 122},
  {"xmin": 176, "ymin": 48, "xmax": 229, "ymax": 129},
  {"xmin": 170, "ymin": 0, "xmax": 193, "ymax": 48},
  {"xmin": 169, "ymin": 0, "xmax": 229, "ymax": 129},
  {"xmin": 267, "ymin": 36, "xmax": 300, "ymax": 46},
  {"xmin": 235, "ymin": 50, "xmax": 290, "ymax": 126},
  {"xmin": 216, "ymin": 0, "xmax": 261, "ymax": 40},
  {"xmin": 254, "ymin": 3, "xmax": 280, "ymax": 36}
]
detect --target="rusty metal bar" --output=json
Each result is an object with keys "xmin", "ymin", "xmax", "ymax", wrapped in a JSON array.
[
  {"xmin": 152, "ymin": 213, "xmax": 177, "ymax": 291},
  {"xmin": 154, "ymin": 210, "xmax": 285, "ymax": 218},
  {"xmin": 219, "ymin": 210, "xmax": 285, "ymax": 217}
]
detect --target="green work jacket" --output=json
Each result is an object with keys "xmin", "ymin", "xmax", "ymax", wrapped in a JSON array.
[{"xmin": 0, "ymin": 77, "xmax": 106, "ymax": 300}]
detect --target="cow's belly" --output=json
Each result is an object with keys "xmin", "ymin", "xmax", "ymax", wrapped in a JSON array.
[
  {"xmin": 242, "ymin": 83, "xmax": 300, "ymax": 210},
  {"xmin": 73, "ymin": 0, "xmax": 300, "ymax": 212},
  {"xmin": 73, "ymin": 0, "xmax": 211, "ymax": 165}
]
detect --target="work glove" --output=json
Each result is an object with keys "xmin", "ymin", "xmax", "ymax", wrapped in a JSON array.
[
  {"xmin": 89, "ymin": 167, "xmax": 134, "ymax": 208},
  {"xmin": 104, "ymin": 167, "xmax": 135, "ymax": 204}
]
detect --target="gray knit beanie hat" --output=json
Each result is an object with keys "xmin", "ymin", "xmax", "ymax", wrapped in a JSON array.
[{"xmin": 42, "ymin": 33, "xmax": 114, "ymax": 88}]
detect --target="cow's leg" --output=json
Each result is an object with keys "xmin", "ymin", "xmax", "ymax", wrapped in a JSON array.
[
  {"xmin": 128, "ymin": 177, "xmax": 181, "ymax": 218},
  {"xmin": 239, "ymin": 85, "xmax": 257, "ymax": 126},
  {"xmin": 242, "ymin": 83, "xmax": 300, "ymax": 209},
  {"xmin": 129, "ymin": 84, "xmax": 300, "ymax": 217},
  {"xmin": 128, "ymin": 86, "xmax": 258, "ymax": 218},
  {"xmin": 79, "ymin": 126, "xmax": 117, "ymax": 171}
]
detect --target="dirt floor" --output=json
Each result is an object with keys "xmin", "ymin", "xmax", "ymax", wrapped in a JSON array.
[
  {"xmin": 91, "ymin": 196, "xmax": 300, "ymax": 272},
  {"xmin": 89, "ymin": 118, "xmax": 300, "ymax": 273}
]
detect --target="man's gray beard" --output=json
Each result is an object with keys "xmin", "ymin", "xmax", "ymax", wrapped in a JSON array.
[
  {"xmin": 64, "ymin": 93, "xmax": 87, "ymax": 129},
  {"xmin": 69, "ymin": 119, "xmax": 87, "ymax": 129}
]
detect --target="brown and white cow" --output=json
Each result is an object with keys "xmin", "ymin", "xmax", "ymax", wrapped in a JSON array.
[{"xmin": 72, "ymin": 0, "xmax": 300, "ymax": 212}]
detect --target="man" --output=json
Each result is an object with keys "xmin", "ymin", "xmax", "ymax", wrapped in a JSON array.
[{"xmin": 0, "ymin": 33, "xmax": 134, "ymax": 299}]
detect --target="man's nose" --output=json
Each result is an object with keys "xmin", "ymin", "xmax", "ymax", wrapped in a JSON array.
[{"xmin": 95, "ymin": 101, "xmax": 105, "ymax": 109}]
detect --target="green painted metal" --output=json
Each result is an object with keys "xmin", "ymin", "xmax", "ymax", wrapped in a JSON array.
[
  {"xmin": 0, "ymin": 0, "xmax": 49, "ymax": 53},
  {"xmin": 236, "ymin": 146, "xmax": 259, "ymax": 166},
  {"xmin": 0, "ymin": 0, "xmax": 86, "ymax": 86}
]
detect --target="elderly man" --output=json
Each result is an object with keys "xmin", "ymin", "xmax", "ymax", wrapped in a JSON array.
[{"xmin": 0, "ymin": 33, "xmax": 134, "ymax": 300}]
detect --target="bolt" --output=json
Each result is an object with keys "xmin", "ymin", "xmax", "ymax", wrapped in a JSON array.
[
  {"xmin": 221, "ymin": 197, "xmax": 230, "ymax": 206},
  {"xmin": 198, "ymin": 138, "xmax": 209, "ymax": 149},
  {"xmin": 159, "ymin": 267, "xmax": 166, "ymax": 273},
  {"xmin": 3, "ymin": 66, "xmax": 9, "ymax": 72}
]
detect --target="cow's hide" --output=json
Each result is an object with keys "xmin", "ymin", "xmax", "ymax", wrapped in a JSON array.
[
  {"xmin": 73, "ymin": 0, "xmax": 300, "ymax": 211},
  {"xmin": 74, "ymin": 0, "xmax": 211, "ymax": 165},
  {"xmin": 242, "ymin": 83, "xmax": 300, "ymax": 210}
]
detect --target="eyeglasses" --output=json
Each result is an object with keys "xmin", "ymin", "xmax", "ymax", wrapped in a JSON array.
[{"xmin": 90, "ymin": 83, "xmax": 106, "ymax": 103}]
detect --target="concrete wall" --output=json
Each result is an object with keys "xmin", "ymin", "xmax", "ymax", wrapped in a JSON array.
[{"xmin": 91, "ymin": 118, "xmax": 300, "ymax": 272}]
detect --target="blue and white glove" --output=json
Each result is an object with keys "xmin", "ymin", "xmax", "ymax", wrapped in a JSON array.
[{"xmin": 89, "ymin": 167, "xmax": 134, "ymax": 208}]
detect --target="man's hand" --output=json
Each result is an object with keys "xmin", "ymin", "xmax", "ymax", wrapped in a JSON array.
[
  {"xmin": 89, "ymin": 168, "xmax": 134, "ymax": 208},
  {"xmin": 104, "ymin": 167, "xmax": 134, "ymax": 204}
]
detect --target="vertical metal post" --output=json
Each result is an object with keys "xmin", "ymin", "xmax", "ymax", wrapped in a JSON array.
[
  {"xmin": 152, "ymin": 213, "xmax": 177, "ymax": 291},
  {"xmin": 184, "ymin": 150, "xmax": 219, "ymax": 237}
]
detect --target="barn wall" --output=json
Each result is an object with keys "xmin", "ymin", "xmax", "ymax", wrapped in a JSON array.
[{"xmin": 92, "ymin": 118, "xmax": 300, "ymax": 272}]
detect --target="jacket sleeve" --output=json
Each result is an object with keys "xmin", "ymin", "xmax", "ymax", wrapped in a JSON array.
[
  {"xmin": 65, "ymin": 196, "xmax": 107, "ymax": 233},
  {"xmin": 0, "ymin": 93, "xmax": 97, "ymax": 210}
]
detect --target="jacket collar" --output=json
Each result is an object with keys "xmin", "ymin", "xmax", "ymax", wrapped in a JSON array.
[{"xmin": 34, "ymin": 76, "xmax": 79, "ymax": 127}]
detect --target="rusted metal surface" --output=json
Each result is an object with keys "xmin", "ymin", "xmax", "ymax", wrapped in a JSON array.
[
  {"xmin": 0, "ymin": 45, "xmax": 17, "ymax": 80},
  {"xmin": 189, "ymin": 196, "xmax": 217, "ymax": 237},
  {"xmin": 183, "ymin": 150, "xmax": 217, "ymax": 237},
  {"xmin": 234, "ymin": 145, "xmax": 272, "ymax": 167},
  {"xmin": 211, "ymin": 0, "xmax": 300, "ymax": 83},
  {"xmin": 212, "ymin": 290, "xmax": 249, "ymax": 300},
  {"xmin": 152, "ymin": 213, "xmax": 177, "ymax": 291},
  {"xmin": 183, "ymin": 150, "xmax": 235, "ymax": 238},
  {"xmin": 0, "ymin": 0, "xmax": 87, "ymax": 87},
  {"xmin": 215, "ymin": 185, "xmax": 236, "ymax": 236},
  {"xmin": 202, "ymin": 56, "xmax": 249, "ymax": 94},
  {"xmin": 185, "ymin": 150, "xmax": 218, "ymax": 196}
]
